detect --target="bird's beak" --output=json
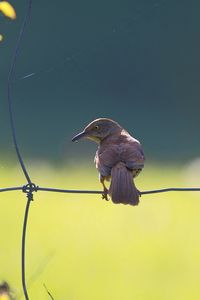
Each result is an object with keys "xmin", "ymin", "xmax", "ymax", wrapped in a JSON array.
[{"xmin": 72, "ymin": 131, "xmax": 87, "ymax": 142}]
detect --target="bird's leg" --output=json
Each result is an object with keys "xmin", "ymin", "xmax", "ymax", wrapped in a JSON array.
[{"xmin": 100, "ymin": 175, "xmax": 109, "ymax": 201}]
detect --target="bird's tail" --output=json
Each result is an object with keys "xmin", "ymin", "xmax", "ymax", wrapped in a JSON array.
[{"xmin": 109, "ymin": 162, "xmax": 139, "ymax": 206}]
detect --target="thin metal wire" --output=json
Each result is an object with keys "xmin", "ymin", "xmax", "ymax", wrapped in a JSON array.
[
  {"xmin": 7, "ymin": 0, "xmax": 32, "ymax": 184},
  {"xmin": 141, "ymin": 187, "xmax": 200, "ymax": 195},
  {"xmin": 37, "ymin": 186, "xmax": 200, "ymax": 195},
  {"xmin": 1, "ymin": 185, "xmax": 200, "ymax": 195},
  {"xmin": 21, "ymin": 197, "xmax": 32, "ymax": 300},
  {"xmin": 38, "ymin": 187, "xmax": 103, "ymax": 194},
  {"xmin": 7, "ymin": 0, "xmax": 33, "ymax": 299},
  {"xmin": 0, "ymin": 186, "xmax": 23, "ymax": 193}
]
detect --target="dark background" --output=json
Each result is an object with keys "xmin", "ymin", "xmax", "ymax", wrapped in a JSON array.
[{"xmin": 0, "ymin": 0, "xmax": 199, "ymax": 164}]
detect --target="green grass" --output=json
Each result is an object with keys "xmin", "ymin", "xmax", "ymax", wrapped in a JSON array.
[{"xmin": 0, "ymin": 162, "xmax": 200, "ymax": 299}]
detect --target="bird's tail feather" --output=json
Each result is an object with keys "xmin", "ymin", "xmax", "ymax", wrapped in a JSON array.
[{"xmin": 109, "ymin": 162, "xmax": 139, "ymax": 206}]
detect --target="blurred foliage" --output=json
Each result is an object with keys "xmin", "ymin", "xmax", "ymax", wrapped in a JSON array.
[{"xmin": 0, "ymin": 164, "xmax": 200, "ymax": 299}]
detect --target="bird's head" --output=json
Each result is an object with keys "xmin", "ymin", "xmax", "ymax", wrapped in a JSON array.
[{"xmin": 72, "ymin": 118, "xmax": 122, "ymax": 143}]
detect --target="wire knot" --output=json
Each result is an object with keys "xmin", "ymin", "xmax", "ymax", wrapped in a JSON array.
[{"xmin": 22, "ymin": 183, "xmax": 38, "ymax": 201}]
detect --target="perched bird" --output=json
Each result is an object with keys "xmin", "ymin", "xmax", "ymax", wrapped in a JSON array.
[{"xmin": 72, "ymin": 118, "xmax": 145, "ymax": 206}]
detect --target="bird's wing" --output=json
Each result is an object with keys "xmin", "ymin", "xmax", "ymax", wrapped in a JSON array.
[
  {"xmin": 95, "ymin": 138, "xmax": 145, "ymax": 176},
  {"xmin": 95, "ymin": 145, "xmax": 119, "ymax": 177},
  {"xmin": 121, "ymin": 141, "xmax": 145, "ymax": 170}
]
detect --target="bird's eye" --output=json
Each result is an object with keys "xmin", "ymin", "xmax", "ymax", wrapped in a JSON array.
[{"xmin": 95, "ymin": 125, "xmax": 99, "ymax": 130}]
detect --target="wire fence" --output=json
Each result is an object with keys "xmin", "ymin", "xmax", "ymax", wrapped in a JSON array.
[
  {"xmin": 1, "ymin": 185, "xmax": 200, "ymax": 196},
  {"xmin": 2, "ymin": 0, "xmax": 200, "ymax": 300}
]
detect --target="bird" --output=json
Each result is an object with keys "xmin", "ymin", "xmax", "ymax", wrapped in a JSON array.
[{"xmin": 72, "ymin": 118, "xmax": 145, "ymax": 206}]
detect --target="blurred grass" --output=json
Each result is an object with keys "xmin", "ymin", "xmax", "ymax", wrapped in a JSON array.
[{"xmin": 0, "ymin": 162, "xmax": 200, "ymax": 300}]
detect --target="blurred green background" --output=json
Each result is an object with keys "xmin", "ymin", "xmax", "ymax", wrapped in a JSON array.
[
  {"xmin": 0, "ymin": 0, "xmax": 200, "ymax": 299},
  {"xmin": 0, "ymin": 0, "xmax": 200, "ymax": 162}
]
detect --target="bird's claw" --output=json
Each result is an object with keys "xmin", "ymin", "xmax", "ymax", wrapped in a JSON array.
[
  {"xmin": 137, "ymin": 189, "xmax": 142, "ymax": 197},
  {"xmin": 102, "ymin": 188, "xmax": 109, "ymax": 201}
]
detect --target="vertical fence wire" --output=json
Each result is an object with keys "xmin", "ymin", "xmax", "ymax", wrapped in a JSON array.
[
  {"xmin": 7, "ymin": 1, "xmax": 33, "ymax": 299},
  {"xmin": 21, "ymin": 197, "xmax": 31, "ymax": 300},
  {"xmin": 7, "ymin": 0, "xmax": 32, "ymax": 184}
]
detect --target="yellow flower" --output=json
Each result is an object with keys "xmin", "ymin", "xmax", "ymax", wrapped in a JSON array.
[
  {"xmin": 0, "ymin": 34, "xmax": 3, "ymax": 42},
  {"xmin": 0, "ymin": 1, "xmax": 16, "ymax": 20}
]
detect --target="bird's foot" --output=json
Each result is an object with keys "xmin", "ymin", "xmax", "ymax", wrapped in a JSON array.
[
  {"xmin": 102, "ymin": 188, "xmax": 109, "ymax": 201},
  {"xmin": 137, "ymin": 189, "xmax": 142, "ymax": 197}
]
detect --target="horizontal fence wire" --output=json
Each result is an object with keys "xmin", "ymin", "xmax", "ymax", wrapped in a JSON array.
[{"xmin": 0, "ymin": 186, "xmax": 200, "ymax": 195}]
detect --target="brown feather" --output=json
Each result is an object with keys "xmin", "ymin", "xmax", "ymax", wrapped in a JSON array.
[{"xmin": 109, "ymin": 162, "xmax": 139, "ymax": 205}]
